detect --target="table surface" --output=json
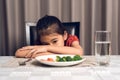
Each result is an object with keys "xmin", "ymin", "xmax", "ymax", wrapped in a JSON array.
[{"xmin": 0, "ymin": 55, "xmax": 120, "ymax": 80}]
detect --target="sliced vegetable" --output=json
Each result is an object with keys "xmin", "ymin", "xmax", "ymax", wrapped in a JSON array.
[{"xmin": 47, "ymin": 58, "xmax": 54, "ymax": 61}]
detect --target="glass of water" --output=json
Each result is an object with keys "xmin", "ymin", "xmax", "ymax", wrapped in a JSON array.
[{"xmin": 95, "ymin": 31, "xmax": 111, "ymax": 66}]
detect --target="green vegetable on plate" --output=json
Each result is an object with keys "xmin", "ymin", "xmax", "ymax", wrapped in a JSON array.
[{"xmin": 56, "ymin": 55, "xmax": 82, "ymax": 62}]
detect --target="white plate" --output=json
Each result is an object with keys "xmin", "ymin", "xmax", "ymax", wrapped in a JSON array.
[{"xmin": 35, "ymin": 54, "xmax": 86, "ymax": 66}]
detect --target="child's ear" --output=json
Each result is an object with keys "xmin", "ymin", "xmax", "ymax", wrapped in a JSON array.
[{"xmin": 63, "ymin": 31, "xmax": 68, "ymax": 40}]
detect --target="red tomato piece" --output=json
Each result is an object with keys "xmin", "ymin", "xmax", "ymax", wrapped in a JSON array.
[{"xmin": 47, "ymin": 58, "xmax": 54, "ymax": 62}]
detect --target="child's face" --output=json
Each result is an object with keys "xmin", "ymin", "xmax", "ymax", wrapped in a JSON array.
[{"xmin": 40, "ymin": 33, "xmax": 67, "ymax": 46}]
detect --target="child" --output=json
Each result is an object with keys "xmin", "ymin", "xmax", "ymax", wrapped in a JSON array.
[{"xmin": 15, "ymin": 15, "xmax": 83, "ymax": 58}]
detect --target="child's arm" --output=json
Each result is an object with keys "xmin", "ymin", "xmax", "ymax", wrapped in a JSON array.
[
  {"xmin": 15, "ymin": 39, "xmax": 83, "ymax": 58},
  {"xmin": 15, "ymin": 47, "xmax": 54, "ymax": 58},
  {"xmin": 18, "ymin": 41, "xmax": 83, "ymax": 57},
  {"xmin": 15, "ymin": 49, "xmax": 30, "ymax": 58},
  {"xmin": 47, "ymin": 41, "xmax": 83, "ymax": 55}
]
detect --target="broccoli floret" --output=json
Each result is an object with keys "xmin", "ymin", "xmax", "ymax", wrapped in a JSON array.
[
  {"xmin": 73, "ymin": 55, "xmax": 82, "ymax": 61},
  {"xmin": 62, "ymin": 57, "xmax": 67, "ymax": 61},
  {"xmin": 56, "ymin": 56, "xmax": 64, "ymax": 62},
  {"xmin": 56, "ymin": 55, "xmax": 82, "ymax": 62},
  {"xmin": 65, "ymin": 56, "xmax": 73, "ymax": 61},
  {"xmin": 56, "ymin": 56, "xmax": 61, "ymax": 62}
]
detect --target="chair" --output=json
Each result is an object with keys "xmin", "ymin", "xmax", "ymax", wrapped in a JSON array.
[{"xmin": 25, "ymin": 22, "xmax": 80, "ymax": 45}]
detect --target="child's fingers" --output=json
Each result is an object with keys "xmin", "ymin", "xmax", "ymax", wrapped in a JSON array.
[
  {"xmin": 31, "ymin": 50, "xmax": 44, "ymax": 58},
  {"xmin": 34, "ymin": 53, "xmax": 45, "ymax": 57},
  {"xmin": 20, "ymin": 46, "xmax": 35, "ymax": 51},
  {"xmin": 33, "ymin": 53, "xmax": 46, "ymax": 58},
  {"xmin": 31, "ymin": 50, "xmax": 47, "ymax": 58},
  {"xmin": 34, "ymin": 52, "xmax": 55, "ymax": 57},
  {"xmin": 25, "ymin": 47, "xmax": 47, "ymax": 58},
  {"xmin": 25, "ymin": 49, "xmax": 36, "ymax": 58},
  {"xmin": 32, "ymin": 48, "xmax": 47, "ymax": 56}
]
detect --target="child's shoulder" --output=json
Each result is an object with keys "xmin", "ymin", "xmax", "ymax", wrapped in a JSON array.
[
  {"xmin": 67, "ymin": 34, "xmax": 79, "ymax": 40},
  {"xmin": 65, "ymin": 34, "xmax": 79, "ymax": 46}
]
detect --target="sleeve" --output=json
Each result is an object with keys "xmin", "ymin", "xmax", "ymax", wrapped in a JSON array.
[{"xmin": 65, "ymin": 35, "xmax": 79, "ymax": 46}]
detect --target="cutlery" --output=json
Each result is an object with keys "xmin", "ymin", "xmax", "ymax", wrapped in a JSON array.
[
  {"xmin": 18, "ymin": 58, "xmax": 32, "ymax": 65},
  {"xmin": 18, "ymin": 54, "xmax": 33, "ymax": 66}
]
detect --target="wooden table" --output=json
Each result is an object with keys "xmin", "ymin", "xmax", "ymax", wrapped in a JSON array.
[{"xmin": 0, "ymin": 56, "xmax": 120, "ymax": 80}]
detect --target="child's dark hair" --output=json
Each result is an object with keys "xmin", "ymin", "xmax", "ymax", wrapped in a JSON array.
[{"xmin": 36, "ymin": 15, "xmax": 66, "ymax": 44}]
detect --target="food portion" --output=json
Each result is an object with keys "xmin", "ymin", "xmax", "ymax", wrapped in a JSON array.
[
  {"xmin": 56, "ymin": 55, "xmax": 82, "ymax": 62},
  {"xmin": 41, "ymin": 55, "xmax": 82, "ymax": 62}
]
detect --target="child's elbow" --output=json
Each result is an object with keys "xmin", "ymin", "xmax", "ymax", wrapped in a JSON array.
[
  {"xmin": 15, "ymin": 50, "xmax": 20, "ymax": 57},
  {"xmin": 15, "ymin": 49, "xmax": 25, "ymax": 58}
]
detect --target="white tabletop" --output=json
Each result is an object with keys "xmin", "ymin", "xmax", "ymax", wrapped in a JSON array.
[{"xmin": 0, "ymin": 55, "xmax": 120, "ymax": 80}]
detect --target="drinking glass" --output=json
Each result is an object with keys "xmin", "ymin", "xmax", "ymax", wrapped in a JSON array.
[{"xmin": 95, "ymin": 31, "xmax": 111, "ymax": 66}]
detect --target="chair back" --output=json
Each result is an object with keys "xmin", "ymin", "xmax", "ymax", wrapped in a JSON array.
[{"xmin": 25, "ymin": 22, "xmax": 80, "ymax": 45}]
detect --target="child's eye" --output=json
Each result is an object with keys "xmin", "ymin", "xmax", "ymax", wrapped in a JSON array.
[{"xmin": 52, "ymin": 40, "xmax": 57, "ymax": 44}]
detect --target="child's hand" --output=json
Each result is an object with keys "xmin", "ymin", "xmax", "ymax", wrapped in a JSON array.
[
  {"xmin": 32, "ymin": 52, "xmax": 54, "ymax": 58},
  {"xmin": 20, "ymin": 46, "xmax": 47, "ymax": 58},
  {"xmin": 19, "ymin": 46, "xmax": 39, "ymax": 50},
  {"xmin": 15, "ymin": 49, "xmax": 31, "ymax": 58}
]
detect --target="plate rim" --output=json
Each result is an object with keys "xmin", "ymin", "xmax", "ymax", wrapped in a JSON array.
[{"xmin": 35, "ymin": 54, "xmax": 86, "ymax": 66}]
